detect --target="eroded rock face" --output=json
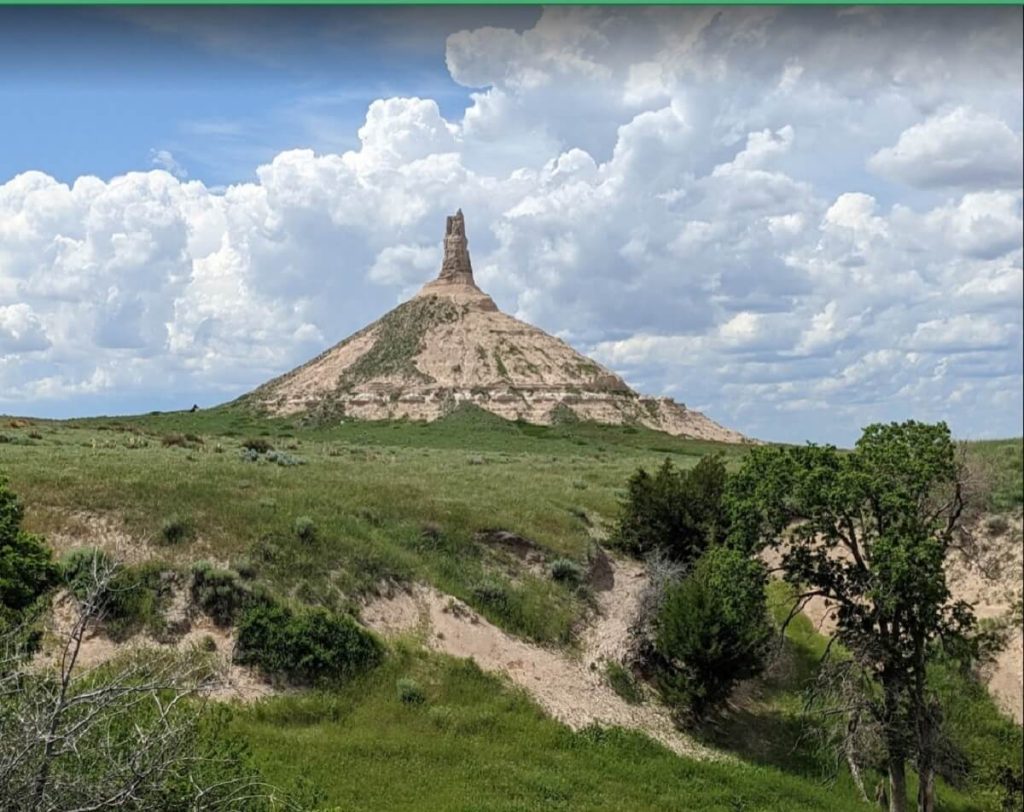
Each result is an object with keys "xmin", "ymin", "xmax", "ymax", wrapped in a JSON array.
[
  {"xmin": 439, "ymin": 209, "xmax": 474, "ymax": 285},
  {"xmin": 240, "ymin": 211, "xmax": 747, "ymax": 443}
]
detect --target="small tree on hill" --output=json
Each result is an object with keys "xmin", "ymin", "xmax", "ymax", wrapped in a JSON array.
[
  {"xmin": 0, "ymin": 476, "xmax": 57, "ymax": 629},
  {"xmin": 654, "ymin": 545, "xmax": 772, "ymax": 719},
  {"xmin": 728, "ymin": 421, "xmax": 976, "ymax": 812},
  {"xmin": 615, "ymin": 455, "xmax": 729, "ymax": 564}
]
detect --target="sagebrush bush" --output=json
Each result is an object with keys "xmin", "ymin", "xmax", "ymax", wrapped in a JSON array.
[
  {"xmin": 234, "ymin": 602, "xmax": 383, "ymax": 684},
  {"xmin": 549, "ymin": 558, "xmax": 584, "ymax": 586},
  {"xmin": 396, "ymin": 677, "xmax": 426, "ymax": 705},
  {"xmin": 160, "ymin": 515, "xmax": 195, "ymax": 545},
  {"xmin": 241, "ymin": 438, "xmax": 273, "ymax": 454},
  {"xmin": 190, "ymin": 562, "xmax": 262, "ymax": 626},
  {"xmin": 470, "ymin": 580, "xmax": 510, "ymax": 612},
  {"xmin": 293, "ymin": 516, "xmax": 317, "ymax": 544},
  {"xmin": 655, "ymin": 545, "xmax": 772, "ymax": 718}
]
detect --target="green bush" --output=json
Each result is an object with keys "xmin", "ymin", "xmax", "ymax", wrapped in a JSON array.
[
  {"xmin": 235, "ymin": 603, "xmax": 383, "ymax": 684},
  {"xmin": 242, "ymin": 438, "xmax": 273, "ymax": 454},
  {"xmin": 160, "ymin": 515, "xmax": 195, "ymax": 545},
  {"xmin": 293, "ymin": 516, "xmax": 317, "ymax": 544},
  {"xmin": 61, "ymin": 550, "xmax": 173, "ymax": 640},
  {"xmin": 0, "ymin": 477, "xmax": 58, "ymax": 618},
  {"xmin": 655, "ymin": 545, "xmax": 772, "ymax": 718},
  {"xmin": 549, "ymin": 558, "xmax": 584, "ymax": 586},
  {"xmin": 605, "ymin": 661, "xmax": 643, "ymax": 705},
  {"xmin": 396, "ymin": 677, "xmax": 426, "ymax": 705},
  {"xmin": 614, "ymin": 455, "xmax": 729, "ymax": 564},
  {"xmin": 191, "ymin": 562, "xmax": 262, "ymax": 626}
]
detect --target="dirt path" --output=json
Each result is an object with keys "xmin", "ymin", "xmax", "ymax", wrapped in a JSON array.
[{"xmin": 362, "ymin": 558, "xmax": 713, "ymax": 759}]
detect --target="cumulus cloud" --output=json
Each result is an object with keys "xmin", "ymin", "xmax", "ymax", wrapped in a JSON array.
[
  {"xmin": 868, "ymin": 107, "xmax": 1024, "ymax": 190},
  {"xmin": 1, "ymin": 6, "xmax": 1021, "ymax": 443}
]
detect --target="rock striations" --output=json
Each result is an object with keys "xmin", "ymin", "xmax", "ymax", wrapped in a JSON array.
[{"xmin": 241, "ymin": 210, "xmax": 746, "ymax": 443}]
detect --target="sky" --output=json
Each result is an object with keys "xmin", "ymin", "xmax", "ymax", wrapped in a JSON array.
[{"xmin": 0, "ymin": 6, "xmax": 1021, "ymax": 445}]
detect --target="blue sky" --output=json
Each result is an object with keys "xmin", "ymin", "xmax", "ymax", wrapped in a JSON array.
[
  {"xmin": 0, "ymin": 7, "xmax": 537, "ymax": 185},
  {"xmin": 0, "ymin": 6, "xmax": 1021, "ymax": 444}
]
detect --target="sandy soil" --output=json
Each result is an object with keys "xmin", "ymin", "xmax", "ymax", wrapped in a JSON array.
[
  {"xmin": 34, "ymin": 590, "xmax": 275, "ymax": 704},
  {"xmin": 362, "ymin": 557, "xmax": 714, "ymax": 759}
]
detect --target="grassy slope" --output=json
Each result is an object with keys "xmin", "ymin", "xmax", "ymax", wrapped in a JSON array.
[
  {"xmin": 0, "ymin": 406, "xmax": 743, "ymax": 643},
  {"xmin": 233, "ymin": 645, "xmax": 868, "ymax": 812},
  {"xmin": 1, "ymin": 410, "xmax": 1019, "ymax": 810}
]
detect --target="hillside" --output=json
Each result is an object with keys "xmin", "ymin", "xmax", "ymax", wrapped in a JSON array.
[
  {"xmin": 240, "ymin": 211, "xmax": 746, "ymax": 443},
  {"xmin": 1, "ymin": 411, "xmax": 1020, "ymax": 810}
]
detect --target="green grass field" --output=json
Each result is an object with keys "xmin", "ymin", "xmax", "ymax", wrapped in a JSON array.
[
  {"xmin": 234, "ymin": 645, "xmax": 871, "ymax": 812},
  {"xmin": 1, "ymin": 407, "xmax": 1020, "ymax": 811}
]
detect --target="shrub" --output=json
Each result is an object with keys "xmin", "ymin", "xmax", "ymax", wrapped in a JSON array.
[
  {"xmin": 655, "ymin": 545, "xmax": 772, "ymax": 718},
  {"xmin": 605, "ymin": 661, "xmax": 644, "ymax": 705},
  {"xmin": 264, "ymin": 450, "xmax": 305, "ymax": 467},
  {"xmin": 396, "ymin": 677, "xmax": 426, "ymax": 705},
  {"xmin": 614, "ymin": 455, "xmax": 729, "ymax": 564},
  {"xmin": 190, "ymin": 562, "xmax": 260, "ymax": 626},
  {"xmin": 984, "ymin": 515, "xmax": 1010, "ymax": 536},
  {"xmin": 1, "ymin": 478, "xmax": 58, "ymax": 617},
  {"xmin": 242, "ymin": 438, "xmax": 273, "ymax": 454},
  {"xmin": 293, "ymin": 516, "xmax": 317, "ymax": 544},
  {"xmin": 160, "ymin": 515, "xmax": 195, "ymax": 545},
  {"xmin": 549, "ymin": 558, "xmax": 584, "ymax": 586},
  {"xmin": 470, "ymin": 580, "xmax": 510, "ymax": 613},
  {"xmin": 61, "ymin": 550, "xmax": 172, "ymax": 640},
  {"xmin": 234, "ymin": 602, "xmax": 383, "ymax": 684}
]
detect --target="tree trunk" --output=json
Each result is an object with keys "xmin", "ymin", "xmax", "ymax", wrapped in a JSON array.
[
  {"xmin": 917, "ymin": 766, "xmax": 935, "ymax": 812},
  {"xmin": 889, "ymin": 756, "xmax": 908, "ymax": 812}
]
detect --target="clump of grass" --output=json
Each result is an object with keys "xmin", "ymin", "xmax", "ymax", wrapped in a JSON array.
[
  {"xmin": 605, "ymin": 661, "xmax": 644, "ymax": 705},
  {"xmin": 242, "ymin": 437, "xmax": 274, "ymax": 454},
  {"xmin": 160, "ymin": 515, "xmax": 195, "ymax": 545},
  {"xmin": 396, "ymin": 677, "xmax": 426, "ymax": 705},
  {"xmin": 191, "ymin": 561, "xmax": 264, "ymax": 626},
  {"xmin": 294, "ymin": 516, "xmax": 317, "ymax": 544},
  {"xmin": 549, "ymin": 558, "xmax": 584, "ymax": 586},
  {"xmin": 984, "ymin": 515, "xmax": 1010, "ymax": 536}
]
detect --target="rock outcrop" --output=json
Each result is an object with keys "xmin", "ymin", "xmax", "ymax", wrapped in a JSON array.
[{"xmin": 240, "ymin": 211, "xmax": 746, "ymax": 443}]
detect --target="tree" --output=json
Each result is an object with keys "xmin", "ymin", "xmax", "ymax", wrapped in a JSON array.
[
  {"xmin": 654, "ymin": 545, "xmax": 772, "ymax": 718},
  {"xmin": 728, "ymin": 421, "xmax": 976, "ymax": 812},
  {"xmin": 0, "ymin": 477, "xmax": 57, "ymax": 623},
  {"xmin": 615, "ymin": 455, "xmax": 729, "ymax": 563}
]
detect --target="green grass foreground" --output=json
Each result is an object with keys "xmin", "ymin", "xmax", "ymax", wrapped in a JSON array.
[{"xmin": 232, "ymin": 645, "xmax": 868, "ymax": 812}]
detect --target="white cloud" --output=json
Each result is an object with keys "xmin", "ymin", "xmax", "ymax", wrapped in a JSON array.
[
  {"xmin": 0, "ymin": 6, "xmax": 1021, "ymax": 444},
  {"xmin": 868, "ymin": 107, "xmax": 1024, "ymax": 189},
  {"xmin": 150, "ymin": 149, "xmax": 188, "ymax": 179},
  {"xmin": 0, "ymin": 304, "xmax": 50, "ymax": 353}
]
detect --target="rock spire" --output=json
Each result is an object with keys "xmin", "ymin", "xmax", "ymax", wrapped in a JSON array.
[{"xmin": 438, "ymin": 209, "xmax": 474, "ymax": 285}]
